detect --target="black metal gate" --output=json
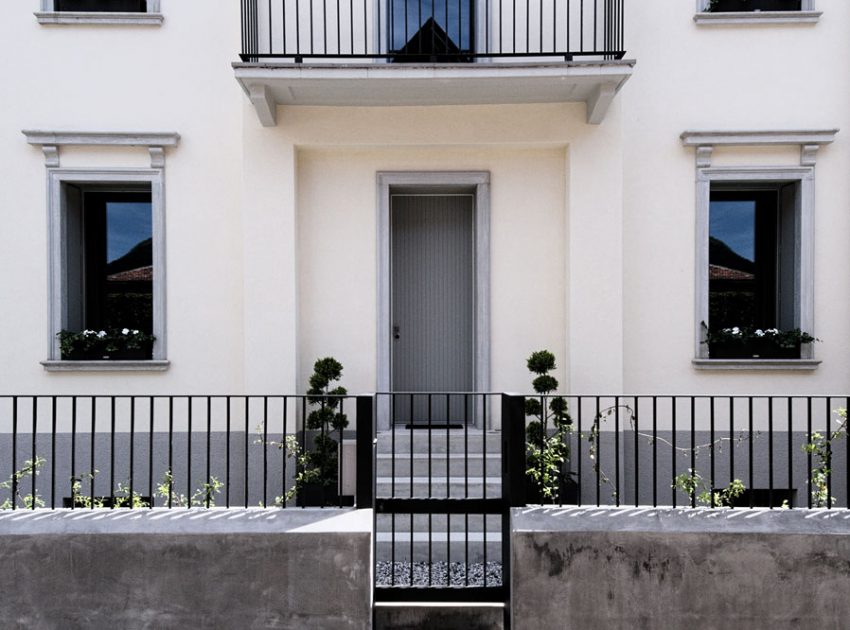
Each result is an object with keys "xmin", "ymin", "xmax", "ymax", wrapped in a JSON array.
[{"xmin": 372, "ymin": 393, "xmax": 525, "ymax": 622}]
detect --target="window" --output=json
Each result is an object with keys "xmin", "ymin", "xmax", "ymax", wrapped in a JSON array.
[
  {"xmin": 704, "ymin": 0, "xmax": 803, "ymax": 11},
  {"xmin": 36, "ymin": 0, "xmax": 162, "ymax": 25},
  {"xmin": 695, "ymin": 0, "xmax": 820, "ymax": 23},
  {"xmin": 706, "ymin": 184, "xmax": 807, "ymax": 359},
  {"xmin": 53, "ymin": 0, "xmax": 148, "ymax": 11},
  {"xmin": 64, "ymin": 187, "xmax": 154, "ymax": 344},
  {"xmin": 388, "ymin": 0, "xmax": 474, "ymax": 62},
  {"xmin": 681, "ymin": 129, "xmax": 837, "ymax": 367}
]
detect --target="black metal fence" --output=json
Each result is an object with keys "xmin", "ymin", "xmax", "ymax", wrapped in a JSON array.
[
  {"xmin": 506, "ymin": 394, "xmax": 850, "ymax": 510},
  {"xmin": 240, "ymin": 0, "xmax": 625, "ymax": 62},
  {"xmin": 0, "ymin": 395, "xmax": 373, "ymax": 511}
]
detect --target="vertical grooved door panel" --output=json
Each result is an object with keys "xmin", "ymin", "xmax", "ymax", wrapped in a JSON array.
[{"xmin": 391, "ymin": 194, "xmax": 474, "ymax": 425}]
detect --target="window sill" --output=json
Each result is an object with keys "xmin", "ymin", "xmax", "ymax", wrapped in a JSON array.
[
  {"xmin": 694, "ymin": 11, "xmax": 821, "ymax": 25},
  {"xmin": 34, "ymin": 11, "xmax": 163, "ymax": 26},
  {"xmin": 692, "ymin": 358, "xmax": 820, "ymax": 371},
  {"xmin": 42, "ymin": 360, "xmax": 170, "ymax": 372}
]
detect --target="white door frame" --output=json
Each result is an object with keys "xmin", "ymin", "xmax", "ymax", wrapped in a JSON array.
[{"xmin": 376, "ymin": 171, "xmax": 491, "ymax": 430}]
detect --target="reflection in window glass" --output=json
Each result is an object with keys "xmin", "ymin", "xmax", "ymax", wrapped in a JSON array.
[
  {"xmin": 389, "ymin": 0, "xmax": 473, "ymax": 57},
  {"xmin": 708, "ymin": 191, "xmax": 777, "ymax": 331}
]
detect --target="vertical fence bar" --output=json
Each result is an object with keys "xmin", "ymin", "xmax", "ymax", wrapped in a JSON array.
[
  {"xmin": 355, "ymin": 395, "xmax": 374, "ymax": 509},
  {"xmin": 149, "ymin": 396, "xmax": 154, "ymax": 508},
  {"xmin": 71, "ymin": 397, "xmax": 77, "ymax": 509},
  {"xmin": 110, "ymin": 397, "xmax": 116, "ymax": 508},
  {"xmin": 245, "ymin": 397, "xmax": 250, "ymax": 508},
  {"xmin": 263, "ymin": 396, "xmax": 269, "ymax": 508},
  {"xmin": 595, "ymin": 397, "xmax": 601, "ymax": 507},
  {"xmin": 709, "ymin": 397, "xmax": 715, "ymax": 508},
  {"xmin": 690, "ymin": 397, "xmax": 695, "ymax": 508},
  {"xmin": 576, "ymin": 396, "xmax": 582, "ymax": 507},
  {"xmin": 90, "ymin": 397, "xmax": 96, "ymax": 509},
  {"xmin": 748, "ymin": 397, "xmax": 754, "ymax": 509},
  {"xmin": 51, "ymin": 396, "xmax": 56, "ymax": 509},
  {"xmin": 633, "ymin": 396, "xmax": 639, "ymax": 507},
  {"xmin": 729, "ymin": 397, "xmax": 734, "ymax": 505},
  {"xmin": 768, "ymin": 397, "xmax": 774, "ymax": 509},
  {"xmin": 282, "ymin": 396, "xmax": 288, "ymax": 507},
  {"xmin": 168, "ymin": 396, "xmax": 174, "ymax": 508},
  {"xmin": 671, "ymin": 397, "xmax": 677, "ymax": 508},
  {"xmin": 11, "ymin": 397, "xmax": 17, "ymax": 510},
  {"xmin": 130, "ymin": 397, "xmax": 135, "ymax": 508},
  {"xmin": 806, "ymin": 397, "xmax": 812, "ymax": 509},
  {"xmin": 614, "ymin": 396, "xmax": 620, "ymax": 506},
  {"xmin": 338, "ymin": 398, "xmax": 344, "ymax": 509},
  {"xmin": 651, "ymin": 396, "xmax": 657, "ymax": 507},
  {"xmin": 31, "ymin": 397, "xmax": 38, "ymax": 509},
  {"xmin": 788, "ymin": 397, "xmax": 793, "ymax": 506},
  {"xmin": 826, "ymin": 397, "xmax": 832, "ymax": 508},
  {"xmin": 206, "ymin": 397, "xmax": 212, "ymax": 509},
  {"xmin": 226, "ymin": 396, "xmax": 231, "ymax": 508},
  {"xmin": 187, "ymin": 397, "xmax": 193, "ymax": 509}
]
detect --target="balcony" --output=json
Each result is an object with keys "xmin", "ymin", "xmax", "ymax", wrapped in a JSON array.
[{"xmin": 234, "ymin": 0, "xmax": 633, "ymax": 126}]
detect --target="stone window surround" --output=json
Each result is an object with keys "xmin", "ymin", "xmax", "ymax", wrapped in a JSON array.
[
  {"xmin": 35, "ymin": 0, "xmax": 163, "ymax": 26},
  {"xmin": 681, "ymin": 129, "xmax": 838, "ymax": 371},
  {"xmin": 23, "ymin": 130, "xmax": 179, "ymax": 372},
  {"xmin": 694, "ymin": 0, "xmax": 821, "ymax": 25}
]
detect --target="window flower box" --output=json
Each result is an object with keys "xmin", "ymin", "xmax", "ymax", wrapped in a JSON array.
[
  {"xmin": 703, "ymin": 326, "xmax": 815, "ymax": 360},
  {"xmin": 58, "ymin": 329, "xmax": 155, "ymax": 361}
]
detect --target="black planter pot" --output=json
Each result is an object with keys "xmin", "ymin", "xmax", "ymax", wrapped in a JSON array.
[
  {"xmin": 709, "ymin": 0, "xmax": 801, "ymax": 12},
  {"xmin": 525, "ymin": 474, "xmax": 579, "ymax": 505},
  {"xmin": 708, "ymin": 340, "xmax": 756, "ymax": 359},
  {"xmin": 105, "ymin": 347, "xmax": 154, "ymax": 361},
  {"xmin": 55, "ymin": 0, "xmax": 147, "ymax": 11},
  {"xmin": 296, "ymin": 482, "xmax": 354, "ymax": 507}
]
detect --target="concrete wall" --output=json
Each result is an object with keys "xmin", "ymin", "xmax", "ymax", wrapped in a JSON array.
[
  {"xmin": 511, "ymin": 506, "xmax": 850, "ymax": 630},
  {"xmin": 0, "ymin": 508, "xmax": 372, "ymax": 630}
]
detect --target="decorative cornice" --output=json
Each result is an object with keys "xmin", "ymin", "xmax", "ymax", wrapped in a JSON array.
[
  {"xmin": 681, "ymin": 129, "xmax": 838, "ymax": 168},
  {"xmin": 34, "ymin": 11, "xmax": 163, "ymax": 26},
  {"xmin": 680, "ymin": 130, "xmax": 838, "ymax": 147},
  {"xmin": 23, "ymin": 131, "xmax": 180, "ymax": 168}
]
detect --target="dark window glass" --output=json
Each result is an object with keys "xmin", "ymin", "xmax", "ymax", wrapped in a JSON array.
[
  {"xmin": 389, "ymin": 0, "xmax": 473, "ymax": 61},
  {"xmin": 83, "ymin": 191, "xmax": 153, "ymax": 333},
  {"xmin": 55, "ymin": 0, "xmax": 147, "ymax": 12},
  {"xmin": 708, "ymin": 0, "xmax": 801, "ymax": 11},
  {"xmin": 709, "ymin": 190, "xmax": 778, "ymax": 331}
]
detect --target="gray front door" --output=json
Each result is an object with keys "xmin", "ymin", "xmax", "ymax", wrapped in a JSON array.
[{"xmin": 391, "ymin": 194, "xmax": 474, "ymax": 425}]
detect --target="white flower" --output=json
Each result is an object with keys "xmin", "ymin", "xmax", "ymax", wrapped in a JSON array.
[
  {"xmin": 132, "ymin": 329, "xmax": 140, "ymax": 335},
  {"xmin": 122, "ymin": 328, "xmax": 130, "ymax": 335},
  {"xmin": 97, "ymin": 330, "xmax": 107, "ymax": 338},
  {"xmin": 83, "ymin": 330, "xmax": 95, "ymax": 336},
  {"xmin": 755, "ymin": 329, "xmax": 764, "ymax": 337},
  {"xmin": 767, "ymin": 328, "xmax": 779, "ymax": 335},
  {"xmin": 731, "ymin": 327, "xmax": 741, "ymax": 336}
]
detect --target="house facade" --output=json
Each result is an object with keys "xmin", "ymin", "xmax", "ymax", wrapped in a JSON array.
[{"xmin": 1, "ymin": 0, "xmax": 848, "ymax": 407}]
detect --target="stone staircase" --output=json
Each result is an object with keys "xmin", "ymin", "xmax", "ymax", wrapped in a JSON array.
[{"xmin": 375, "ymin": 428, "xmax": 503, "ymax": 565}]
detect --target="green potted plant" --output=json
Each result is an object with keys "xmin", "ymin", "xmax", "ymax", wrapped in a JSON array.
[
  {"xmin": 525, "ymin": 350, "xmax": 577, "ymax": 505},
  {"xmin": 702, "ymin": 324, "xmax": 816, "ymax": 359},
  {"xmin": 57, "ymin": 329, "xmax": 155, "ymax": 360},
  {"xmin": 296, "ymin": 357, "xmax": 352, "ymax": 507}
]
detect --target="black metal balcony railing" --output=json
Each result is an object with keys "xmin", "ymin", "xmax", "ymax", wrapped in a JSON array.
[{"xmin": 240, "ymin": 0, "xmax": 625, "ymax": 62}]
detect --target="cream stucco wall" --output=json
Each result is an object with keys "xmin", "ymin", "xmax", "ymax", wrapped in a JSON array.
[{"xmin": 1, "ymin": 0, "xmax": 848, "ymax": 398}]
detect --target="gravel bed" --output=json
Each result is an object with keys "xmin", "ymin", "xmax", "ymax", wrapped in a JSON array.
[{"xmin": 375, "ymin": 561, "xmax": 502, "ymax": 587}]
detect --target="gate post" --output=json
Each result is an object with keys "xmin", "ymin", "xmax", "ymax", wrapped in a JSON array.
[
  {"xmin": 355, "ymin": 395, "xmax": 374, "ymax": 509},
  {"xmin": 502, "ymin": 394, "xmax": 526, "ymax": 507}
]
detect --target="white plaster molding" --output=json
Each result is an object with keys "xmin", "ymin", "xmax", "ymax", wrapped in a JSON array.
[
  {"xmin": 24, "ymin": 131, "xmax": 179, "ymax": 169},
  {"xmin": 800, "ymin": 144, "xmax": 820, "ymax": 167},
  {"xmin": 42, "ymin": 145, "xmax": 60, "ymax": 168},
  {"xmin": 692, "ymin": 359, "xmax": 820, "ymax": 371},
  {"xmin": 45, "ymin": 168, "xmax": 167, "ymax": 362},
  {"xmin": 149, "ymin": 146, "xmax": 165, "ymax": 168},
  {"xmin": 586, "ymin": 82, "xmax": 618, "ymax": 125},
  {"xmin": 681, "ymin": 129, "xmax": 838, "ymax": 148},
  {"xmin": 695, "ymin": 146, "xmax": 713, "ymax": 168},
  {"xmin": 376, "ymin": 172, "xmax": 491, "ymax": 431},
  {"xmin": 35, "ymin": 11, "xmax": 163, "ymax": 25},
  {"xmin": 41, "ymin": 360, "xmax": 170, "ymax": 372},
  {"xmin": 694, "ymin": 11, "xmax": 821, "ymax": 25},
  {"xmin": 23, "ymin": 131, "xmax": 180, "ymax": 148},
  {"xmin": 248, "ymin": 84, "xmax": 277, "ymax": 127}
]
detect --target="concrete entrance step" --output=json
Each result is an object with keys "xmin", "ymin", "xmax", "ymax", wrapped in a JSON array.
[
  {"xmin": 376, "ymin": 430, "xmax": 502, "ymax": 454},
  {"xmin": 374, "ymin": 603, "xmax": 505, "ymax": 630}
]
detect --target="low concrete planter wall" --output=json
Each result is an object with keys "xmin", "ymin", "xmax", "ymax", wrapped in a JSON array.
[
  {"xmin": 512, "ymin": 506, "xmax": 850, "ymax": 630},
  {"xmin": 0, "ymin": 508, "xmax": 372, "ymax": 630}
]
